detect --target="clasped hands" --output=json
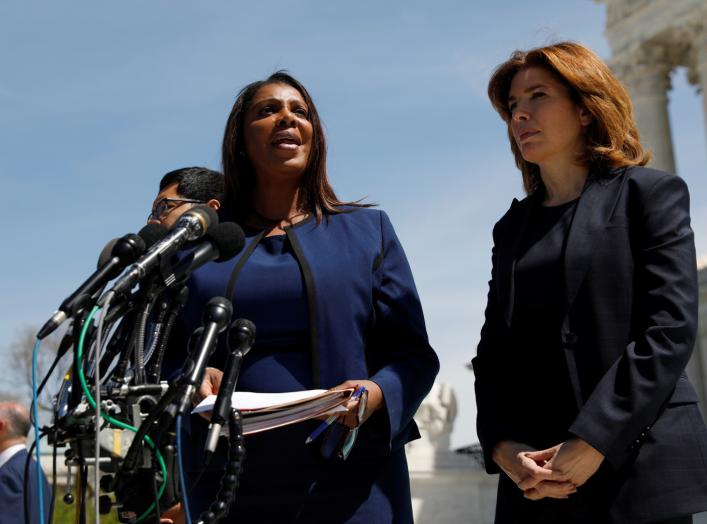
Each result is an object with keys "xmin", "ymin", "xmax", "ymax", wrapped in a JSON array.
[{"xmin": 492, "ymin": 438, "xmax": 604, "ymax": 500}]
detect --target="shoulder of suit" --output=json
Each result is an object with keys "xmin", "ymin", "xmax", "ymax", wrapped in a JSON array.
[
  {"xmin": 329, "ymin": 205, "xmax": 381, "ymax": 217},
  {"xmin": 493, "ymin": 193, "xmax": 535, "ymax": 231},
  {"xmin": 323, "ymin": 206, "xmax": 388, "ymax": 227},
  {"xmin": 290, "ymin": 207, "xmax": 389, "ymax": 241},
  {"xmin": 618, "ymin": 165, "xmax": 687, "ymax": 186},
  {"xmin": 618, "ymin": 166, "xmax": 688, "ymax": 197},
  {"xmin": 1, "ymin": 448, "xmax": 29, "ymax": 474}
]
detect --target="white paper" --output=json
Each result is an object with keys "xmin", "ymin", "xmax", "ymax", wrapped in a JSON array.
[
  {"xmin": 191, "ymin": 388, "xmax": 354, "ymax": 434},
  {"xmin": 193, "ymin": 389, "xmax": 341, "ymax": 414}
]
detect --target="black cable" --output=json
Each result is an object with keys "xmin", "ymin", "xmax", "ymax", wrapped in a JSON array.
[
  {"xmin": 132, "ymin": 276, "xmax": 164, "ymax": 386},
  {"xmin": 102, "ymin": 290, "xmax": 138, "ymax": 325},
  {"xmin": 69, "ymin": 441, "xmax": 87, "ymax": 524},
  {"xmin": 49, "ymin": 431, "xmax": 58, "ymax": 524},
  {"xmin": 23, "ymin": 438, "xmax": 36, "ymax": 524},
  {"xmin": 197, "ymin": 410, "xmax": 246, "ymax": 524},
  {"xmin": 188, "ymin": 468, "xmax": 207, "ymax": 496},
  {"xmin": 81, "ymin": 310, "xmax": 119, "ymax": 383},
  {"xmin": 143, "ymin": 303, "xmax": 169, "ymax": 378},
  {"xmin": 111, "ymin": 283, "xmax": 156, "ymax": 384},
  {"xmin": 106, "ymin": 308, "xmax": 140, "ymax": 383},
  {"xmin": 28, "ymin": 375, "xmax": 52, "ymax": 427},
  {"xmin": 69, "ymin": 311, "xmax": 92, "ymax": 410},
  {"xmin": 29, "ymin": 328, "xmax": 73, "ymax": 428},
  {"xmin": 147, "ymin": 286, "xmax": 190, "ymax": 384},
  {"xmin": 38, "ymin": 331, "xmax": 73, "ymax": 397},
  {"xmin": 22, "ymin": 429, "xmax": 53, "ymax": 524},
  {"xmin": 97, "ymin": 312, "xmax": 133, "ymax": 379},
  {"xmin": 121, "ymin": 320, "xmax": 208, "ymax": 475},
  {"xmin": 134, "ymin": 298, "xmax": 153, "ymax": 384},
  {"xmin": 151, "ymin": 447, "xmax": 162, "ymax": 524},
  {"xmin": 79, "ymin": 464, "xmax": 88, "ymax": 524}
]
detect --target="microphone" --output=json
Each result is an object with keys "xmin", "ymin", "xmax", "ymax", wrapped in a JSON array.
[
  {"xmin": 204, "ymin": 318, "xmax": 255, "ymax": 461},
  {"xmin": 176, "ymin": 297, "xmax": 233, "ymax": 416},
  {"xmin": 160, "ymin": 222, "xmax": 245, "ymax": 290},
  {"xmin": 36, "ymin": 225, "xmax": 164, "ymax": 340},
  {"xmin": 103, "ymin": 206, "xmax": 218, "ymax": 301},
  {"xmin": 136, "ymin": 222, "xmax": 170, "ymax": 251},
  {"xmin": 95, "ymin": 224, "xmax": 167, "ymax": 268},
  {"xmin": 97, "ymin": 239, "xmax": 119, "ymax": 269}
]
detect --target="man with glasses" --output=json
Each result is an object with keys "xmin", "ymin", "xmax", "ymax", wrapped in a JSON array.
[
  {"xmin": 152, "ymin": 167, "xmax": 224, "ymax": 524},
  {"xmin": 148, "ymin": 167, "xmax": 224, "ymax": 228}
]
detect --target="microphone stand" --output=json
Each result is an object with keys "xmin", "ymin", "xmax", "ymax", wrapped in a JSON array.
[
  {"xmin": 204, "ymin": 319, "xmax": 255, "ymax": 464},
  {"xmin": 194, "ymin": 409, "xmax": 246, "ymax": 524},
  {"xmin": 192, "ymin": 318, "xmax": 255, "ymax": 523}
]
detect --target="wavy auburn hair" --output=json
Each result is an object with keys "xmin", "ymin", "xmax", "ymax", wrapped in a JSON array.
[
  {"xmin": 222, "ymin": 71, "xmax": 370, "ymax": 222},
  {"xmin": 487, "ymin": 41, "xmax": 650, "ymax": 194}
]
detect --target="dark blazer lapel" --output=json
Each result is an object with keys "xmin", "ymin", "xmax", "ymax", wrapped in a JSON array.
[
  {"xmin": 497, "ymin": 196, "xmax": 535, "ymax": 327},
  {"xmin": 564, "ymin": 172, "xmax": 623, "ymax": 309}
]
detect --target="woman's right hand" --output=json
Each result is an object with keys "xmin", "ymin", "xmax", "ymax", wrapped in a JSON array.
[
  {"xmin": 194, "ymin": 367, "xmax": 224, "ymax": 420},
  {"xmin": 197, "ymin": 367, "xmax": 224, "ymax": 402},
  {"xmin": 492, "ymin": 440, "xmax": 576, "ymax": 500}
]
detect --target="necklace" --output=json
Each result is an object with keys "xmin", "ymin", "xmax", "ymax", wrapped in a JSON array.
[{"xmin": 248, "ymin": 208, "xmax": 309, "ymax": 229}]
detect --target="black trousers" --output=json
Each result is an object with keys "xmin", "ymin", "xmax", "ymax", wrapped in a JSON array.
[{"xmin": 494, "ymin": 473, "xmax": 695, "ymax": 524}]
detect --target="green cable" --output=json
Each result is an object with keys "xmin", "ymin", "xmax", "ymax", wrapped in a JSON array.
[{"xmin": 78, "ymin": 305, "xmax": 168, "ymax": 523}]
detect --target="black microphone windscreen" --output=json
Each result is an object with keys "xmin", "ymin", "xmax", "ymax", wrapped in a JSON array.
[
  {"xmin": 138, "ymin": 223, "xmax": 168, "ymax": 248},
  {"xmin": 205, "ymin": 222, "xmax": 246, "ymax": 262},
  {"xmin": 97, "ymin": 239, "xmax": 119, "ymax": 269}
]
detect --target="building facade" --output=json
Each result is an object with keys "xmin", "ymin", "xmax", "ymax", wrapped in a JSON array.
[{"xmin": 598, "ymin": 0, "xmax": 707, "ymax": 409}]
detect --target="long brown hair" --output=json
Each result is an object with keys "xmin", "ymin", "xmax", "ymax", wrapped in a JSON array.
[
  {"xmin": 222, "ymin": 71, "xmax": 370, "ymax": 222},
  {"xmin": 487, "ymin": 41, "xmax": 650, "ymax": 194}
]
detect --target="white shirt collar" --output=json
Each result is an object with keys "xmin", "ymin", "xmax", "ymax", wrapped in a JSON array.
[{"xmin": 0, "ymin": 443, "xmax": 26, "ymax": 470}]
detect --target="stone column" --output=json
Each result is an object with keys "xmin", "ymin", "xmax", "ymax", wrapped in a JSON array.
[
  {"xmin": 686, "ymin": 23, "xmax": 707, "ymax": 420},
  {"xmin": 688, "ymin": 24, "xmax": 707, "ymax": 152},
  {"xmin": 612, "ymin": 47, "xmax": 677, "ymax": 174}
]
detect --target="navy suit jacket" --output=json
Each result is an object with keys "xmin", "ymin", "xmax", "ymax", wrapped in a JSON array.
[
  {"xmin": 168, "ymin": 207, "xmax": 439, "ymax": 456},
  {"xmin": 473, "ymin": 167, "xmax": 707, "ymax": 523},
  {"xmin": 0, "ymin": 449, "xmax": 51, "ymax": 524}
]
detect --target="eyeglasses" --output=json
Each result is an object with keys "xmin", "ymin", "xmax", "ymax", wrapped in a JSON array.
[
  {"xmin": 320, "ymin": 387, "xmax": 368, "ymax": 461},
  {"xmin": 148, "ymin": 197, "xmax": 206, "ymax": 222}
]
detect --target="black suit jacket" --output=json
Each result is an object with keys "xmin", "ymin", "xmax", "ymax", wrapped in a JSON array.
[{"xmin": 473, "ymin": 166, "xmax": 707, "ymax": 523}]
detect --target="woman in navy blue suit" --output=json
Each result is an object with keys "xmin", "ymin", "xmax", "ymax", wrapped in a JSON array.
[
  {"xmin": 171, "ymin": 72, "xmax": 439, "ymax": 523},
  {"xmin": 473, "ymin": 42, "xmax": 707, "ymax": 523}
]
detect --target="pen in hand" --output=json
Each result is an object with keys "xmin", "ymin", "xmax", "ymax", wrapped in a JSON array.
[
  {"xmin": 305, "ymin": 386, "xmax": 367, "ymax": 444},
  {"xmin": 305, "ymin": 414, "xmax": 338, "ymax": 444}
]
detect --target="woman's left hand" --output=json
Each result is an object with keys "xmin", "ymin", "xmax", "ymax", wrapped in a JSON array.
[
  {"xmin": 329, "ymin": 379, "xmax": 385, "ymax": 428},
  {"xmin": 521, "ymin": 438, "xmax": 604, "ymax": 499}
]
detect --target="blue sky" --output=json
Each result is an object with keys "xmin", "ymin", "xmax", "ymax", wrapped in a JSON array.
[{"xmin": 1, "ymin": 1, "xmax": 705, "ymax": 448}]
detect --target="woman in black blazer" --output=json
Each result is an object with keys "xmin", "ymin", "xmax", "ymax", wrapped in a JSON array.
[{"xmin": 472, "ymin": 41, "xmax": 707, "ymax": 523}]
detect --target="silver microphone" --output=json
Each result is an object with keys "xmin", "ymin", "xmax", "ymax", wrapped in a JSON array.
[{"xmin": 100, "ymin": 206, "xmax": 218, "ymax": 303}]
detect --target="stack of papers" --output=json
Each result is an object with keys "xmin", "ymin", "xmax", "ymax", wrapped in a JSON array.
[{"xmin": 192, "ymin": 388, "xmax": 354, "ymax": 435}]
